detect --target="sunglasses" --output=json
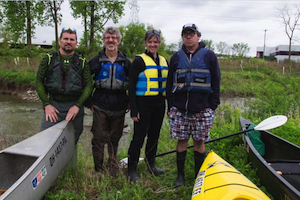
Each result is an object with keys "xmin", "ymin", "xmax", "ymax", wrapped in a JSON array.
[
  {"xmin": 62, "ymin": 27, "xmax": 76, "ymax": 33},
  {"xmin": 182, "ymin": 31, "xmax": 196, "ymax": 38},
  {"xmin": 146, "ymin": 30, "xmax": 160, "ymax": 36}
]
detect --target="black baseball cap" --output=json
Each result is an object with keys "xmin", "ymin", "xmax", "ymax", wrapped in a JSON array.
[{"xmin": 182, "ymin": 23, "xmax": 201, "ymax": 35}]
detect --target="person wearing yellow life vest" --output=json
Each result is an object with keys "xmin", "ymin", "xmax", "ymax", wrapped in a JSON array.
[{"xmin": 128, "ymin": 29, "xmax": 168, "ymax": 183}]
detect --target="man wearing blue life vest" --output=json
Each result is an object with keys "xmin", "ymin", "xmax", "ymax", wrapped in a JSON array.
[
  {"xmin": 166, "ymin": 23, "xmax": 221, "ymax": 187},
  {"xmin": 127, "ymin": 29, "xmax": 168, "ymax": 183},
  {"xmin": 36, "ymin": 27, "xmax": 93, "ymax": 144},
  {"xmin": 88, "ymin": 27, "xmax": 131, "ymax": 177}
]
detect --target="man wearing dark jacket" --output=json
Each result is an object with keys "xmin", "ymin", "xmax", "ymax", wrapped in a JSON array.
[
  {"xmin": 88, "ymin": 27, "xmax": 131, "ymax": 176},
  {"xmin": 166, "ymin": 23, "xmax": 221, "ymax": 187}
]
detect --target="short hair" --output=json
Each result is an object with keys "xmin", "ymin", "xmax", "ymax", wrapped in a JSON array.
[
  {"xmin": 144, "ymin": 29, "xmax": 161, "ymax": 44},
  {"xmin": 102, "ymin": 26, "xmax": 122, "ymax": 41},
  {"xmin": 60, "ymin": 28, "xmax": 77, "ymax": 41}
]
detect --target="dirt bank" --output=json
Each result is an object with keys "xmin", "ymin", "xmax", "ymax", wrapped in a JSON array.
[{"xmin": 0, "ymin": 78, "xmax": 39, "ymax": 102}]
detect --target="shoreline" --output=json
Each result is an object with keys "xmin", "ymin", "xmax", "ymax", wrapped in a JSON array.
[{"xmin": 0, "ymin": 79, "xmax": 39, "ymax": 102}]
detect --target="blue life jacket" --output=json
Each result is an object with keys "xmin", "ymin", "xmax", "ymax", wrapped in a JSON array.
[
  {"xmin": 95, "ymin": 56, "xmax": 128, "ymax": 90},
  {"xmin": 172, "ymin": 48, "xmax": 212, "ymax": 93}
]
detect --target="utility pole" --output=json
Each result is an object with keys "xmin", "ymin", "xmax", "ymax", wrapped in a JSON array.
[{"xmin": 263, "ymin": 29, "xmax": 267, "ymax": 60}]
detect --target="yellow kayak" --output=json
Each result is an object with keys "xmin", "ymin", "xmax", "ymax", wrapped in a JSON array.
[{"xmin": 191, "ymin": 151, "xmax": 270, "ymax": 200}]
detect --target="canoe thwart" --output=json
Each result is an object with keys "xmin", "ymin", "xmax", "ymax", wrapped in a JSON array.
[{"xmin": 271, "ymin": 163, "xmax": 300, "ymax": 175}]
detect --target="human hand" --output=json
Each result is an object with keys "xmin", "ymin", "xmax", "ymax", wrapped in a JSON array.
[
  {"xmin": 66, "ymin": 105, "xmax": 79, "ymax": 121},
  {"xmin": 131, "ymin": 112, "xmax": 140, "ymax": 122},
  {"xmin": 45, "ymin": 105, "xmax": 59, "ymax": 122}
]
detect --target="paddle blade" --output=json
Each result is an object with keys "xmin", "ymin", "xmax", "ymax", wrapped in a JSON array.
[{"xmin": 254, "ymin": 115, "xmax": 287, "ymax": 131}]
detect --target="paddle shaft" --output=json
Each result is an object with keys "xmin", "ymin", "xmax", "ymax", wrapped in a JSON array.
[{"xmin": 156, "ymin": 128, "xmax": 254, "ymax": 157}]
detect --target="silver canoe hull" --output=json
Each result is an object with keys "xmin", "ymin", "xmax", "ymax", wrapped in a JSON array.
[{"xmin": 0, "ymin": 120, "xmax": 75, "ymax": 200}]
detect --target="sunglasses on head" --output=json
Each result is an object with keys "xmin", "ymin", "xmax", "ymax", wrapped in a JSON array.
[
  {"xmin": 62, "ymin": 27, "xmax": 76, "ymax": 33},
  {"xmin": 146, "ymin": 30, "xmax": 160, "ymax": 36}
]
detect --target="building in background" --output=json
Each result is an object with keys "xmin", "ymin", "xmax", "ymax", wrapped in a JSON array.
[{"xmin": 256, "ymin": 45, "xmax": 300, "ymax": 62}]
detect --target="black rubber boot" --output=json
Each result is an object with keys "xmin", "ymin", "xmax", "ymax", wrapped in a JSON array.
[
  {"xmin": 146, "ymin": 157, "xmax": 165, "ymax": 176},
  {"xmin": 174, "ymin": 151, "xmax": 186, "ymax": 188},
  {"xmin": 194, "ymin": 151, "xmax": 206, "ymax": 178},
  {"xmin": 127, "ymin": 156, "xmax": 141, "ymax": 183}
]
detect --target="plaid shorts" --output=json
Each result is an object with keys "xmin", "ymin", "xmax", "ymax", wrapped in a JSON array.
[{"xmin": 169, "ymin": 106, "xmax": 215, "ymax": 141}]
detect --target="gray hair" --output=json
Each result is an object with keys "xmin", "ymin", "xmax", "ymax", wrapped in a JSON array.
[{"xmin": 102, "ymin": 26, "xmax": 122, "ymax": 41}]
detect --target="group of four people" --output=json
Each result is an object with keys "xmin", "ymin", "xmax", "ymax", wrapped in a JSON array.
[{"xmin": 35, "ymin": 23, "xmax": 221, "ymax": 187}]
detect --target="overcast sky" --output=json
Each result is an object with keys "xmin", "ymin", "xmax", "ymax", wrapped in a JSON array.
[{"xmin": 33, "ymin": 0, "xmax": 300, "ymax": 57}]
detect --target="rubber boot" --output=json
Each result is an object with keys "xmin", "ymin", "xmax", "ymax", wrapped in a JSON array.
[
  {"xmin": 146, "ymin": 157, "xmax": 165, "ymax": 176},
  {"xmin": 194, "ymin": 151, "xmax": 206, "ymax": 178},
  {"xmin": 127, "ymin": 156, "xmax": 141, "ymax": 183},
  {"xmin": 174, "ymin": 151, "xmax": 186, "ymax": 187}
]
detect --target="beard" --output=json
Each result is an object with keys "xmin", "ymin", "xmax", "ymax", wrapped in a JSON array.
[
  {"xmin": 62, "ymin": 45, "xmax": 74, "ymax": 53},
  {"xmin": 105, "ymin": 43, "xmax": 117, "ymax": 51}
]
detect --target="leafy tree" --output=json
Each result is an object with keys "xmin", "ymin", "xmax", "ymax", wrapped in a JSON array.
[
  {"xmin": 231, "ymin": 42, "xmax": 250, "ymax": 57},
  {"xmin": 202, "ymin": 39, "xmax": 215, "ymax": 51},
  {"xmin": 70, "ymin": 0, "xmax": 125, "ymax": 53},
  {"xmin": 0, "ymin": 1, "xmax": 45, "ymax": 46},
  {"xmin": 40, "ymin": 0, "xmax": 64, "ymax": 51},
  {"xmin": 216, "ymin": 41, "xmax": 230, "ymax": 56},
  {"xmin": 118, "ymin": 23, "xmax": 146, "ymax": 59},
  {"xmin": 165, "ymin": 43, "xmax": 178, "ymax": 56},
  {"xmin": 275, "ymin": 4, "xmax": 300, "ymax": 62}
]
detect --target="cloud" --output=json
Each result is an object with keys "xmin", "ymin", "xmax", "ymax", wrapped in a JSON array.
[{"xmin": 34, "ymin": 0, "xmax": 299, "ymax": 57}]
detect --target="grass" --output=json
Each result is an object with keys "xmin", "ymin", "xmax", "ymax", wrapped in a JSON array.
[
  {"xmin": 2, "ymin": 56, "xmax": 300, "ymax": 199},
  {"xmin": 43, "ymin": 104, "xmax": 275, "ymax": 200}
]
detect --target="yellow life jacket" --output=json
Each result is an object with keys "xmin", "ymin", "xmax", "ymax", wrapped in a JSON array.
[{"xmin": 136, "ymin": 53, "xmax": 168, "ymax": 96}]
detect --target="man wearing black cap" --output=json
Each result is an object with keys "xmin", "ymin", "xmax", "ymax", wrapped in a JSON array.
[{"xmin": 166, "ymin": 23, "xmax": 221, "ymax": 187}]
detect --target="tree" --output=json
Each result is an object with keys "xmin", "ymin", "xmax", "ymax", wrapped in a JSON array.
[
  {"xmin": 165, "ymin": 43, "xmax": 178, "ymax": 56},
  {"xmin": 216, "ymin": 41, "xmax": 230, "ymax": 56},
  {"xmin": 118, "ymin": 23, "xmax": 146, "ymax": 59},
  {"xmin": 202, "ymin": 39, "xmax": 215, "ymax": 51},
  {"xmin": 232, "ymin": 43, "xmax": 250, "ymax": 57},
  {"xmin": 275, "ymin": 4, "xmax": 300, "ymax": 62},
  {"xmin": 0, "ymin": 1, "xmax": 45, "ymax": 46},
  {"xmin": 70, "ymin": 0, "xmax": 125, "ymax": 52},
  {"xmin": 40, "ymin": 0, "xmax": 64, "ymax": 51}
]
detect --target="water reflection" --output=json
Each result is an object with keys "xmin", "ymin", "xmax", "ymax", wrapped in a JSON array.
[
  {"xmin": 0, "ymin": 94, "xmax": 132, "ymax": 155},
  {"xmin": 0, "ymin": 94, "xmax": 246, "ymax": 154}
]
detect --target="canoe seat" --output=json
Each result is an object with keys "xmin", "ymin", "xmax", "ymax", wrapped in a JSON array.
[{"xmin": 270, "ymin": 163, "xmax": 300, "ymax": 175}]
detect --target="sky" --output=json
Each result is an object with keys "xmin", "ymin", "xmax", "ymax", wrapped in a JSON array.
[{"xmin": 33, "ymin": 0, "xmax": 300, "ymax": 57}]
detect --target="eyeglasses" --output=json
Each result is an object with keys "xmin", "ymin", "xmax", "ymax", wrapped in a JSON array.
[
  {"xmin": 182, "ymin": 31, "xmax": 196, "ymax": 38},
  {"xmin": 104, "ymin": 36, "xmax": 118, "ymax": 40},
  {"xmin": 146, "ymin": 30, "xmax": 160, "ymax": 36},
  {"xmin": 62, "ymin": 27, "xmax": 76, "ymax": 33}
]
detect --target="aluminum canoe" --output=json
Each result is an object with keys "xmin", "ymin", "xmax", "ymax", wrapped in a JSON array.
[{"xmin": 0, "ymin": 120, "xmax": 75, "ymax": 200}]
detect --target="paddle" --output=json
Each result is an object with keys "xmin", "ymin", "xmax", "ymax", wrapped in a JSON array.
[
  {"xmin": 119, "ymin": 115, "xmax": 287, "ymax": 166},
  {"xmin": 155, "ymin": 115, "xmax": 287, "ymax": 158}
]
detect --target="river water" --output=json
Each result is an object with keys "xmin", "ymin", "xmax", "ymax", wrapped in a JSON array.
[
  {"xmin": 0, "ymin": 94, "xmax": 132, "ymax": 155},
  {"xmin": 0, "ymin": 94, "xmax": 245, "ymax": 154}
]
